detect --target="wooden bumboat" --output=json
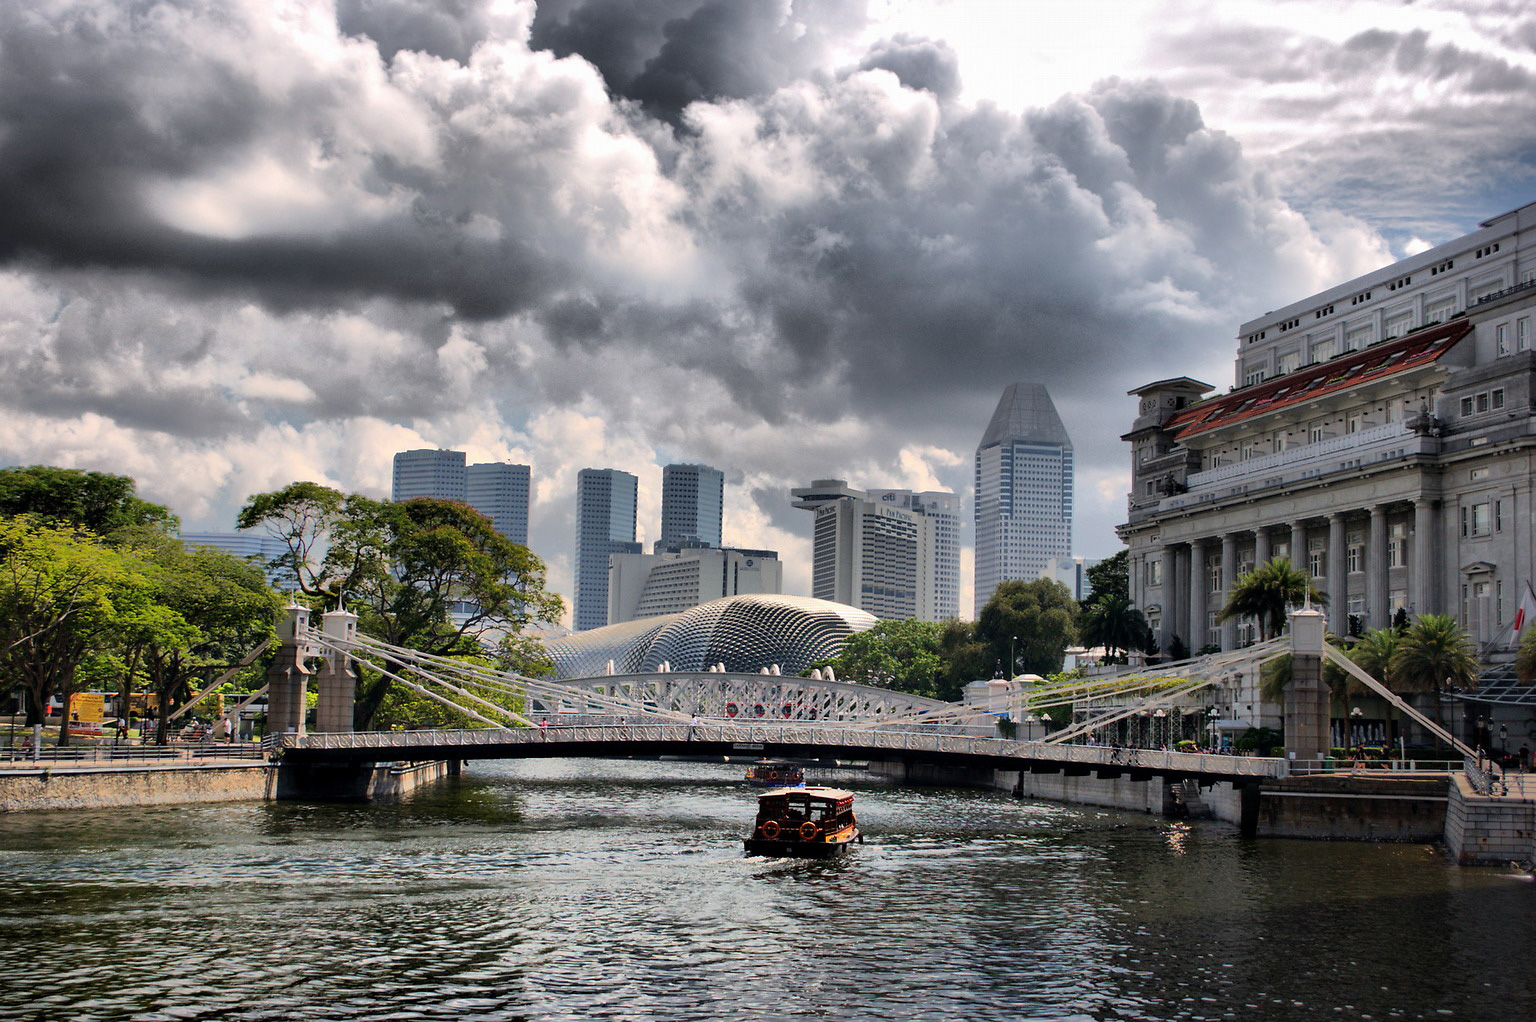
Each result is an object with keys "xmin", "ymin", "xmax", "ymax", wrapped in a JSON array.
[
  {"xmin": 743, "ymin": 785, "xmax": 860, "ymax": 859},
  {"xmin": 744, "ymin": 759, "xmax": 804, "ymax": 787}
]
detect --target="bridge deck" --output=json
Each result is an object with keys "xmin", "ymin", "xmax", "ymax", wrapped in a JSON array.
[{"xmin": 275, "ymin": 724, "xmax": 1287, "ymax": 785}]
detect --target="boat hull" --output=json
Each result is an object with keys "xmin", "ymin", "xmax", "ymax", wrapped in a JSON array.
[{"xmin": 743, "ymin": 830, "xmax": 860, "ymax": 859}]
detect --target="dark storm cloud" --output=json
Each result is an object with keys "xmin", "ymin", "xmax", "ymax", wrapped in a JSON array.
[
  {"xmin": 858, "ymin": 35, "xmax": 961, "ymax": 100},
  {"xmin": 531, "ymin": 0, "xmax": 867, "ymax": 122},
  {"xmin": 0, "ymin": 4, "xmax": 570, "ymax": 320},
  {"xmin": 335, "ymin": 0, "xmax": 495, "ymax": 63}
]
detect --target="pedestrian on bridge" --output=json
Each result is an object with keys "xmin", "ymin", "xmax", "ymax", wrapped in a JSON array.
[{"xmin": 689, "ymin": 714, "xmax": 701, "ymax": 740}]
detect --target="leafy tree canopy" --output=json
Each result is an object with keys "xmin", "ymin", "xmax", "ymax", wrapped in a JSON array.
[
  {"xmin": 1085, "ymin": 550, "xmax": 1128, "ymax": 603},
  {"xmin": 976, "ymin": 578, "xmax": 1078, "ymax": 676},
  {"xmin": 811, "ymin": 619, "xmax": 951, "ymax": 699},
  {"xmin": 1216, "ymin": 557, "xmax": 1325, "ymax": 640},
  {"xmin": 0, "ymin": 466, "xmax": 176, "ymax": 535},
  {"xmin": 239, "ymin": 483, "xmax": 564, "ymax": 729}
]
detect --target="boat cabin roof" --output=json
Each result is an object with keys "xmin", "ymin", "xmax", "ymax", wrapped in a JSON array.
[{"xmin": 758, "ymin": 785, "xmax": 853, "ymax": 803}]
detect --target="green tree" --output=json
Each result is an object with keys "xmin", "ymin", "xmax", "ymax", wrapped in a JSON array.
[
  {"xmin": 937, "ymin": 619, "xmax": 994, "ymax": 696},
  {"xmin": 112, "ymin": 528, "xmax": 283, "ymax": 744},
  {"xmin": 811, "ymin": 620, "xmax": 950, "ymax": 699},
  {"xmin": 0, "ymin": 517, "xmax": 157, "ymax": 743},
  {"xmin": 1387, "ymin": 614, "xmax": 1479, "ymax": 733},
  {"xmin": 976, "ymin": 578, "xmax": 1078, "ymax": 676},
  {"xmin": 239, "ymin": 485, "xmax": 563, "ymax": 730},
  {"xmin": 1516, "ymin": 627, "xmax": 1536, "ymax": 686},
  {"xmin": 1085, "ymin": 550, "xmax": 1129, "ymax": 602},
  {"xmin": 1078, "ymin": 594, "xmax": 1152, "ymax": 660},
  {"xmin": 0, "ymin": 467, "xmax": 176, "ymax": 534},
  {"xmin": 1216, "ymin": 557, "xmax": 1325, "ymax": 641}
]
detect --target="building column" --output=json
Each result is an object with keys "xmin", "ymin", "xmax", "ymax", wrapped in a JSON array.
[
  {"xmin": 1327, "ymin": 513, "xmax": 1348, "ymax": 636},
  {"xmin": 1162, "ymin": 543, "xmax": 1181, "ymax": 650},
  {"xmin": 1367, "ymin": 505, "xmax": 1389, "ymax": 632},
  {"xmin": 1254, "ymin": 526, "xmax": 1271, "ymax": 568},
  {"xmin": 1290, "ymin": 520, "xmax": 1308, "ymax": 572},
  {"xmin": 1189, "ymin": 538, "xmax": 1207, "ymax": 653},
  {"xmin": 1220, "ymin": 533, "xmax": 1238, "ymax": 650},
  {"xmin": 1413, "ymin": 499, "xmax": 1438, "ymax": 617}
]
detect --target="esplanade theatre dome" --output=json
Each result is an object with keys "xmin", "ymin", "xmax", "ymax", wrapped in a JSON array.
[{"xmin": 542, "ymin": 594, "xmax": 878, "ymax": 679}]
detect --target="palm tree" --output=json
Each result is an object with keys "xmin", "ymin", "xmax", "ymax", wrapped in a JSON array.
[
  {"xmin": 1079, "ymin": 595, "xmax": 1151, "ymax": 660},
  {"xmin": 1387, "ymin": 614, "xmax": 1479, "ymax": 735},
  {"xmin": 1216, "ymin": 558, "xmax": 1326, "ymax": 641},
  {"xmin": 1516, "ymin": 627, "xmax": 1536, "ymax": 685},
  {"xmin": 1346, "ymin": 627, "xmax": 1399, "ymax": 694},
  {"xmin": 1258, "ymin": 632, "xmax": 1350, "ymax": 703}
]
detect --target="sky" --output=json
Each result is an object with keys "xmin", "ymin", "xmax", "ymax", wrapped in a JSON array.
[{"xmin": 2, "ymin": 0, "xmax": 1534, "ymax": 625}]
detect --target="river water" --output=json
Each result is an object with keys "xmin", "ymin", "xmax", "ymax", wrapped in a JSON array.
[{"xmin": 0, "ymin": 759, "xmax": 1531, "ymax": 1021}]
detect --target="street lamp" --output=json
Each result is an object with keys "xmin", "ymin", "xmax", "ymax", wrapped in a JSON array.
[
  {"xmin": 1350, "ymin": 706, "xmax": 1362, "ymax": 747},
  {"xmin": 1009, "ymin": 636, "xmax": 1019, "ymax": 680},
  {"xmin": 1499, "ymin": 723, "xmax": 1509, "ymax": 760},
  {"xmin": 1023, "ymin": 712, "xmax": 1039, "ymax": 742},
  {"xmin": 1207, "ymin": 706, "xmax": 1220, "ymax": 752},
  {"xmin": 1153, "ymin": 708, "xmax": 1167, "ymax": 749}
]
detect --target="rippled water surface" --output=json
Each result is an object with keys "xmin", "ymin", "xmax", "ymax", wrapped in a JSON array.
[{"xmin": 0, "ymin": 759, "xmax": 1531, "ymax": 1021}]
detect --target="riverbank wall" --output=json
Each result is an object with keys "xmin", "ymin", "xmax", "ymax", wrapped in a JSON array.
[
  {"xmin": 0, "ymin": 758, "xmax": 458, "ymax": 812},
  {"xmin": 870, "ymin": 759, "xmax": 1453, "ymax": 844},
  {"xmin": 1444, "ymin": 773, "xmax": 1535, "ymax": 865}
]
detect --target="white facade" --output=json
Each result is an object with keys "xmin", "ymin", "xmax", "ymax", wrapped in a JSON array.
[
  {"xmin": 1121, "ymin": 200, "xmax": 1536, "ymax": 665},
  {"xmin": 974, "ymin": 384, "xmax": 1074, "ymax": 617},
  {"xmin": 790, "ymin": 480, "xmax": 959, "ymax": 622},
  {"xmin": 608, "ymin": 546, "xmax": 783, "ymax": 624}
]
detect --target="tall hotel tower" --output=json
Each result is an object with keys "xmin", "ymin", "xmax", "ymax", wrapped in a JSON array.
[
  {"xmin": 574, "ymin": 468, "xmax": 641, "ymax": 631},
  {"xmin": 391, "ymin": 449, "xmax": 530, "ymax": 546},
  {"xmin": 973, "ymin": 384, "xmax": 1074, "ymax": 617},
  {"xmin": 658, "ymin": 463, "xmax": 724, "ymax": 550}
]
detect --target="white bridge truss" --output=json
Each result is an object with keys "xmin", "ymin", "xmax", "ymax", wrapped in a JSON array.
[{"xmin": 303, "ymin": 624, "xmax": 975, "ymax": 729}]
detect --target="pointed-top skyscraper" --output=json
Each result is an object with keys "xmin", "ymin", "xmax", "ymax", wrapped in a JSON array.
[{"xmin": 974, "ymin": 383, "xmax": 1074, "ymax": 617}]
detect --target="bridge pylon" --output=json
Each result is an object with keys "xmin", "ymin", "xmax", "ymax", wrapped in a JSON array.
[
  {"xmin": 314, "ymin": 608, "xmax": 359, "ymax": 733},
  {"xmin": 1284, "ymin": 606, "xmax": 1329, "ymax": 764},
  {"xmin": 268, "ymin": 604, "xmax": 316, "ymax": 738}
]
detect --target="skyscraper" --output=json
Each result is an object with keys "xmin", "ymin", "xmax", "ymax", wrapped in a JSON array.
[
  {"xmin": 658, "ymin": 463, "xmax": 724, "ymax": 550},
  {"xmin": 391, "ymin": 448, "xmax": 531, "ymax": 546},
  {"xmin": 574, "ymin": 468, "xmax": 641, "ymax": 631},
  {"xmin": 467, "ymin": 462, "xmax": 531, "ymax": 546},
  {"xmin": 392, "ymin": 449, "xmax": 467, "ymax": 503},
  {"xmin": 974, "ymin": 384, "xmax": 1074, "ymax": 617},
  {"xmin": 790, "ymin": 480, "xmax": 960, "ymax": 622}
]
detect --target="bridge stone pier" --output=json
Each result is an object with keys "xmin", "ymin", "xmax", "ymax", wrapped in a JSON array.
[
  {"xmin": 1285, "ymin": 606, "xmax": 1330, "ymax": 764},
  {"xmin": 266, "ymin": 605, "xmax": 314, "ymax": 739}
]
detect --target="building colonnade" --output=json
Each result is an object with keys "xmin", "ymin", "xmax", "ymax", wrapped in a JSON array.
[{"xmin": 1140, "ymin": 499, "xmax": 1438, "ymax": 652}]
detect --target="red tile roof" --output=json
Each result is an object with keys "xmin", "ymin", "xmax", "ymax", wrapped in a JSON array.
[{"xmin": 1168, "ymin": 319, "xmax": 1473, "ymax": 440}]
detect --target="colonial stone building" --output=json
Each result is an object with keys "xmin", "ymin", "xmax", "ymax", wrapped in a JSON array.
[{"xmin": 1120, "ymin": 201, "xmax": 1536, "ymax": 680}]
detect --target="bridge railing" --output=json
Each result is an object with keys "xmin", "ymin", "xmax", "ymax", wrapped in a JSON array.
[{"xmin": 276, "ymin": 723, "xmax": 1287, "ymax": 779}]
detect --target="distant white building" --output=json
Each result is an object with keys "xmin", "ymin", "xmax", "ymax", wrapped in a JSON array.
[
  {"xmin": 608, "ymin": 546, "xmax": 783, "ymax": 624},
  {"xmin": 790, "ymin": 480, "xmax": 960, "ymax": 622},
  {"xmin": 1040, "ymin": 555, "xmax": 1100, "ymax": 603},
  {"xmin": 180, "ymin": 531, "xmax": 295, "ymax": 589}
]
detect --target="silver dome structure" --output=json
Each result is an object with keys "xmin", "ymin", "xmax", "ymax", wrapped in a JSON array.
[{"xmin": 543, "ymin": 594, "xmax": 878, "ymax": 679}]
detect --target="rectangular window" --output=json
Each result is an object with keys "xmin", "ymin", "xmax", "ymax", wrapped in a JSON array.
[
  {"xmin": 1426, "ymin": 298, "xmax": 1456, "ymax": 323},
  {"xmin": 1461, "ymin": 396, "xmax": 1474, "ymax": 416},
  {"xmin": 1498, "ymin": 579, "xmax": 1506, "ymax": 625},
  {"xmin": 1497, "ymin": 323, "xmax": 1510, "ymax": 356},
  {"xmin": 1390, "ymin": 590, "xmax": 1407, "ymax": 613},
  {"xmin": 1345, "ymin": 325, "xmax": 1372, "ymax": 351},
  {"xmin": 1273, "ymin": 541, "xmax": 1290, "ymax": 561},
  {"xmin": 1311, "ymin": 340, "xmax": 1334, "ymax": 363},
  {"xmin": 1309, "ymin": 425, "xmax": 1326, "ymax": 443},
  {"xmin": 1208, "ymin": 556, "xmax": 1222, "ymax": 594},
  {"xmin": 1463, "ymin": 501, "xmax": 1492, "ymax": 537},
  {"xmin": 1476, "ymin": 392, "xmax": 1490, "ymax": 413},
  {"xmin": 1347, "ymin": 532, "xmax": 1364, "ymax": 573},
  {"xmin": 1493, "ymin": 388, "xmax": 1504, "ymax": 410},
  {"xmin": 1496, "ymin": 499, "xmax": 1503, "ymax": 532},
  {"xmin": 1308, "ymin": 537, "xmax": 1326, "ymax": 578},
  {"xmin": 1386, "ymin": 312, "xmax": 1412, "ymax": 338},
  {"xmin": 1520, "ymin": 317, "xmax": 1530, "ymax": 351},
  {"xmin": 1147, "ymin": 558, "xmax": 1163, "ymax": 586},
  {"xmin": 1388, "ymin": 524, "xmax": 1407, "ymax": 569}
]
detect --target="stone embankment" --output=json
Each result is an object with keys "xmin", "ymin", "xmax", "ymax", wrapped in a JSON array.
[{"xmin": 0, "ymin": 756, "xmax": 457, "ymax": 812}]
